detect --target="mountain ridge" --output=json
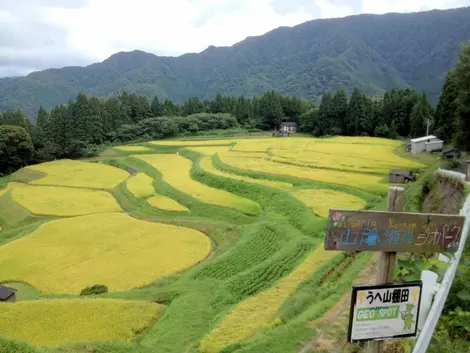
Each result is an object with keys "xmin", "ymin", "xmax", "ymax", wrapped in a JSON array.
[{"xmin": 1, "ymin": 6, "xmax": 470, "ymax": 118}]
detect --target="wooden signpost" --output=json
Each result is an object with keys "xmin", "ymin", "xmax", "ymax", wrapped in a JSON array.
[{"xmin": 324, "ymin": 187, "xmax": 465, "ymax": 353}]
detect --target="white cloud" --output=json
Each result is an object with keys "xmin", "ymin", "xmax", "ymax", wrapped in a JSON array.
[
  {"xmin": 43, "ymin": 0, "xmax": 313, "ymax": 61},
  {"xmin": 315, "ymin": 0, "xmax": 354, "ymax": 18},
  {"xmin": 361, "ymin": 0, "xmax": 470, "ymax": 14},
  {"xmin": 0, "ymin": 0, "xmax": 469, "ymax": 77}
]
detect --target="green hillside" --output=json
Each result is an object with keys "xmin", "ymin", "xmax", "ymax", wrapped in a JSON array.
[{"xmin": 1, "ymin": 7, "xmax": 470, "ymax": 117}]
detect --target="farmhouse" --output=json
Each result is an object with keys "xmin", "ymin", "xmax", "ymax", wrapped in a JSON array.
[
  {"xmin": 389, "ymin": 170, "xmax": 416, "ymax": 184},
  {"xmin": 280, "ymin": 122, "xmax": 297, "ymax": 133},
  {"xmin": 409, "ymin": 135, "xmax": 444, "ymax": 154},
  {"xmin": 0, "ymin": 285, "xmax": 17, "ymax": 303}
]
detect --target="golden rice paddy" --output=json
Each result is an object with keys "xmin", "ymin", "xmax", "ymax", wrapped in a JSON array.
[
  {"xmin": 188, "ymin": 146, "xmax": 233, "ymax": 155},
  {"xmin": 136, "ymin": 154, "xmax": 262, "ymax": 215},
  {"xmin": 0, "ymin": 213, "xmax": 211, "ymax": 294},
  {"xmin": 114, "ymin": 145, "xmax": 153, "ymax": 152},
  {"xmin": 126, "ymin": 173, "xmax": 155, "ymax": 198},
  {"xmin": 150, "ymin": 140, "xmax": 236, "ymax": 146},
  {"xmin": 147, "ymin": 195, "xmax": 189, "ymax": 211},
  {"xmin": 0, "ymin": 299, "xmax": 162, "ymax": 347},
  {"xmin": 199, "ymin": 156, "xmax": 292, "ymax": 189},
  {"xmin": 218, "ymin": 151, "xmax": 389, "ymax": 193},
  {"xmin": 291, "ymin": 189, "xmax": 367, "ymax": 218},
  {"xmin": 27, "ymin": 160, "xmax": 129, "ymax": 189},
  {"xmin": 200, "ymin": 247, "xmax": 338, "ymax": 353},
  {"xmin": 11, "ymin": 184, "xmax": 122, "ymax": 216}
]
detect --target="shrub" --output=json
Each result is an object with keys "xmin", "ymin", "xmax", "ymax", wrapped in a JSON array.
[{"xmin": 80, "ymin": 284, "xmax": 109, "ymax": 296}]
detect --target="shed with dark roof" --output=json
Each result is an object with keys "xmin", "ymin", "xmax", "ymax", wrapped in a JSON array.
[
  {"xmin": 0, "ymin": 285, "xmax": 17, "ymax": 303},
  {"xmin": 280, "ymin": 122, "xmax": 298, "ymax": 133}
]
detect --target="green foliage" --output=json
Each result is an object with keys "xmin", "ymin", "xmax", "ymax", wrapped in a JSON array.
[
  {"xmin": 80, "ymin": 284, "xmax": 109, "ymax": 296},
  {"xmin": 0, "ymin": 125, "xmax": 34, "ymax": 175},
  {"xmin": 453, "ymin": 44, "xmax": 470, "ymax": 150},
  {"xmin": 428, "ymin": 235, "xmax": 470, "ymax": 352}
]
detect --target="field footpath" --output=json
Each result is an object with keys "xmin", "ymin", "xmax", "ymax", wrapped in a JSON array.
[{"xmin": 298, "ymin": 254, "xmax": 379, "ymax": 353}]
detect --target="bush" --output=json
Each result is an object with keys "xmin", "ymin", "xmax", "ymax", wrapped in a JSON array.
[{"xmin": 80, "ymin": 284, "xmax": 108, "ymax": 296}]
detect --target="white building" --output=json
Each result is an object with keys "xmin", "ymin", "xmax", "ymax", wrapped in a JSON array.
[{"xmin": 410, "ymin": 135, "xmax": 444, "ymax": 154}]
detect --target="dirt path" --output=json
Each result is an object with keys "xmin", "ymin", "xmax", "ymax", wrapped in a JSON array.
[{"xmin": 298, "ymin": 254, "xmax": 379, "ymax": 353}]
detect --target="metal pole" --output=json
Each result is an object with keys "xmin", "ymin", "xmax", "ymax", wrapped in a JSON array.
[{"xmin": 367, "ymin": 186, "xmax": 405, "ymax": 353}]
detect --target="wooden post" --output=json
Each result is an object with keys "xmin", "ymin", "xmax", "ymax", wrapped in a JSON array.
[
  {"xmin": 466, "ymin": 159, "xmax": 470, "ymax": 182},
  {"xmin": 367, "ymin": 187, "xmax": 405, "ymax": 353}
]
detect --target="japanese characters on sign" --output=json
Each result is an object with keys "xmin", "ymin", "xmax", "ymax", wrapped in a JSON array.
[
  {"xmin": 325, "ymin": 209, "xmax": 465, "ymax": 253},
  {"xmin": 348, "ymin": 281, "xmax": 423, "ymax": 343}
]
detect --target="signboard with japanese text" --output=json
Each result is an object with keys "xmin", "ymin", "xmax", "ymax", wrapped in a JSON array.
[
  {"xmin": 348, "ymin": 281, "xmax": 423, "ymax": 343},
  {"xmin": 325, "ymin": 209, "xmax": 464, "ymax": 253}
]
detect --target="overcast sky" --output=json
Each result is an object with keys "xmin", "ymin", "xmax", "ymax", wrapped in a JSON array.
[{"xmin": 1, "ymin": 0, "xmax": 469, "ymax": 77}]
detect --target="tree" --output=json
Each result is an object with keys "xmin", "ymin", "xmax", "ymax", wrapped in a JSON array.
[
  {"xmin": 410, "ymin": 99, "xmax": 429, "ymax": 137},
  {"xmin": 151, "ymin": 96, "xmax": 163, "ymax": 117},
  {"xmin": 434, "ymin": 70, "xmax": 459, "ymax": 140},
  {"xmin": 346, "ymin": 88, "xmax": 373, "ymax": 136},
  {"xmin": 317, "ymin": 92, "xmax": 335, "ymax": 135},
  {"xmin": 453, "ymin": 45, "xmax": 470, "ymax": 150},
  {"xmin": 259, "ymin": 90, "xmax": 283, "ymax": 129},
  {"xmin": 331, "ymin": 90, "xmax": 348, "ymax": 135},
  {"xmin": 389, "ymin": 120, "xmax": 398, "ymax": 139},
  {"xmin": 0, "ymin": 125, "xmax": 34, "ymax": 175}
]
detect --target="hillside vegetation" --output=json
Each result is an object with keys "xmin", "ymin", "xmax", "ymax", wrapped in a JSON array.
[{"xmin": 1, "ymin": 7, "xmax": 470, "ymax": 116}]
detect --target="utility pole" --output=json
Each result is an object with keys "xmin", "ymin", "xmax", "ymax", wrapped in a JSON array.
[{"xmin": 426, "ymin": 118, "xmax": 431, "ymax": 136}]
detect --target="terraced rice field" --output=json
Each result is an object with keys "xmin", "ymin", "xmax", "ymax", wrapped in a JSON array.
[
  {"xmin": 11, "ymin": 184, "xmax": 122, "ymax": 216},
  {"xmin": 127, "ymin": 173, "xmax": 156, "ymax": 198},
  {"xmin": 0, "ymin": 136, "xmax": 430, "ymax": 353},
  {"xmin": 147, "ymin": 194, "xmax": 189, "ymax": 211},
  {"xmin": 291, "ymin": 189, "xmax": 367, "ymax": 218},
  {"xmin": 136, "ymin": 154, "xmax": 262, "ymax": 215},
  {"xmin": 200, "ymin": 247, "xmax": 338, "ymax": 353},
  {"xmin": 0, "ymin": 299, "xmax": 162, "ymax": 347},
  {"xmin": 0, "ymin": 213, "xmax": 211, "ymax": 293},
  {"xmin": 26, "ymin": 159, "xmax": 129, "ymax": 189},
  {"xmin": 113, "ymin": 145, "xmax": 153, "ymax": 152}
]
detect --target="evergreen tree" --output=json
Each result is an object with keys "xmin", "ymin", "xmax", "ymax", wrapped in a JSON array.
[
  {"xmin": 151, "ymin": 96, "xmax": 163, "ymax": 117},
  {"xmin": 331, "ymin": 90, "xmax": 348, "ymax": 135},
  {"xmin": 211, "ymin": 93, "xmax": 224, "ymax": 113},
  {"xmin": 389, "ymin": 120, "xmax": 398, "ymax": 139},
  {"xmin": 36, "ymin": 106, "xmax": 50, "ymax": 130},
  {"xmin": 410, "ymin": 101, "xmax": 426, "ymax": 137},
  {"xmin": 259, "ymin": 90, "xmax": 283, "ymax": 129},
  {"xmin": 235, "ymin": 95, "xmax": 252, "ymax": 125},
  {"xmin": 346, "ymin": 88, "xmax": 366, "ymax": 135},
  {"xmin": 454, "ymin": 45, "xmax": 470, "ymax": 150},
  {"xmin": 434, "ymin": 70, "xmax": 459, "ymax": 140},
  {"xmin": 317, "ymin": 92, "xmax": 334, "ymax": 135}
]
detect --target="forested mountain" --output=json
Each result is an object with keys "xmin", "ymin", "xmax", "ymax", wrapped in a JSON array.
[{"xmin": 1, "ymin": 7, "xmax": 470, "ymax": 118}]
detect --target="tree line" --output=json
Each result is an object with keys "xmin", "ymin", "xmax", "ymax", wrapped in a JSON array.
[{"xmin": 1, "ymin": 44, "xmax": 469, "ymax": 175}]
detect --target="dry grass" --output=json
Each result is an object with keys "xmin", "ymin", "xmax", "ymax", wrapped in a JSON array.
[
  {"xmin": 11, "ymin": 184, "xmax": 122, "ymax": 216},
  {"xmin": 26, "ymin": 160, "xmax": 129, "ymax": 189},
  {"xmin": 0, "ymin": 213, "xmax": 211, "ymax": 294},
  {"xmin": 136, "ymin": 154, "xmax": 262, "ymax": 215},
  {"xmin": 291, "ymin": 189, "xmax": 366, "ymax": 218},
  {"xmin": 0, "ymin": 299, "xmax": 162, "ymax": 347},
  {"xmin": 126, "ymin": 173, "xmax": 155, "ymax": 198},
  {"xmin": 200, "ymin": 247, "xmax": 338, "ymax": 353}
]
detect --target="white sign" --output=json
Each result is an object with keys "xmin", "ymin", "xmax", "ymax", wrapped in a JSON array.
[{"xmin": 348, "ymin": 281, "xmax": 423, "ymax": 343}]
